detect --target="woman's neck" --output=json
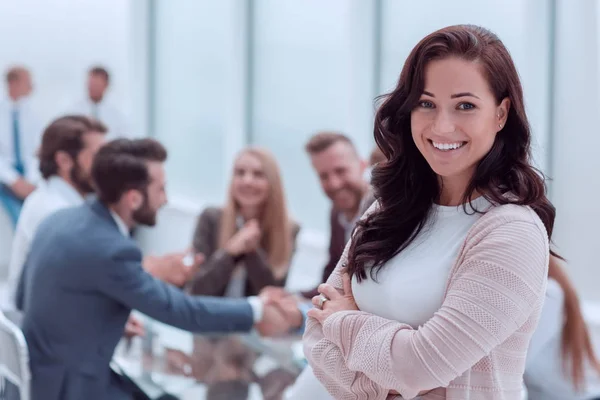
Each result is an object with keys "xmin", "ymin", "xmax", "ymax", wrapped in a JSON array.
[{"xmin": 438, "ymin": 174, "xmax": 477, "ymax": 206}]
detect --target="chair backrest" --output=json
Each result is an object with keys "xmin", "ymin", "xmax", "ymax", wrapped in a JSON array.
[
  {"xmin": 0, "ymin": 206, "xmax": 14, "ymax": 280},
  {"xmin": 0, "ymin": 311, "xmax": 30, "ymax": 400}
]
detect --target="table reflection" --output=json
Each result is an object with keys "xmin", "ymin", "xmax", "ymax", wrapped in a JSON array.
[{"xmin": 115, "ymin": 323, "xmax": 304, "ymax": 400}]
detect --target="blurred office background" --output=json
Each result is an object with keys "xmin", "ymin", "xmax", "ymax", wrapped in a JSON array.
[{"xmin": 0, "ymin": 0, "xmax": 598, "ymax": 301}]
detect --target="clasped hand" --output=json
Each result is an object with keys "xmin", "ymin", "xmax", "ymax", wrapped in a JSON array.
[
  {"xmin": 255, "ymin": 287, "xmax": 304, "ymax": 337},
  {"xmin": 307, "ymin": 273, "xmax": 358, "ymax": 324}
]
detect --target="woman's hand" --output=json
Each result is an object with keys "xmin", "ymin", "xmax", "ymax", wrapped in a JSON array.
[
  {"xmin": 225, "ymin": 220, "xmax": 261, "ymax": 256},
  {"xmin": 307, "ymin": 273, "xmax": 358, "ymax": 324}
]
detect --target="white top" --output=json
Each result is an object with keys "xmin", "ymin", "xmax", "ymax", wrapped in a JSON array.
[
  {"xmin": 6, "ymin": 176, "xmax": 83, "ymax": 308},
  {"xmin": 353, "ymin": 196, "xmax": 492, "ymax": 328},
  {"xmin": 0, "ymin": 97, "xmax": 43, "ymax": 185},
  {"xmin": 524, "ymin": 278, "xmax": 600, "ymax": 400},
  {"xmin": 67, "ymin": 98, "xmax": 131, "ymax": 140},
  {"xmin": 286, "ymin": 197, "xmax": 493, "ymax": 400}
]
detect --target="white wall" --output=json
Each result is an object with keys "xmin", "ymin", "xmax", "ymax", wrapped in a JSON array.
[
  {"xmin": 153, "ymin": 0, "xmax": 249, "ymax": 205},
  {"xmin": 0, "ymin": 0, "xmax": 140, "ymax": 129},
  {"xmin": 551, "ymin": 0, "xmax": 600, "ymax": 301},
  {"xmin": 251, "ymin": 0, "xmax": 378, "ymax": 234}
]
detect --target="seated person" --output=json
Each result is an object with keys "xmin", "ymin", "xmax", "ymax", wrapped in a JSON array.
[
  {"xmin": 524, "ymin": 256, "xmax": 600, "ymax": 400},
  {"xmin": 300, "ymin": 132, "xmax": 373, "ymax": 299},
  {"xmin": 19, "ymin": 139, "xmax": 290, "ymax": 400},
  {"xmin": 0, "ymin": 67, "xmax": 41, "ymax": 228},
  {"xmin": 188, "ymin": 147, "xmax": 300, "ymax": 297},
  {"xmin": 9, "ymin": 116, "xmax": 199, "ymax": 311}
]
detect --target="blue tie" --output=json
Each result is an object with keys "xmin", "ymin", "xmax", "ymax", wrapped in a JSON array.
[{"xmin": 12, "ymin": 109, "xmax": 24, "ymax": 176}]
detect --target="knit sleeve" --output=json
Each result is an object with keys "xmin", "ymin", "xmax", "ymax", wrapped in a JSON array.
[
  {"xmin": 304, "ymin": 217, "xmax": 549, "ymax": 399},
  {"xmin": 302, "ymin": 239, "xmax": 393, "ymax": 400}
]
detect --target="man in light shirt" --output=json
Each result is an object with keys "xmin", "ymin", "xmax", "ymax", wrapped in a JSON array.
[
  {"xmin": 68, "ymin": 66, "xmax": 130, "ymax": 139},
  {"xmin": 0, "ymin": 66, "xmax": 43, "ymax": 227},
  {"xmin": 6, "ymin": 116, "xmax": 200, "ymax": 310}
]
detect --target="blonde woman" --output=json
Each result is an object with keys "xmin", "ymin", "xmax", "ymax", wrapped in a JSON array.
[{"xmin": 188, "ymin": 147, "xmax": 299, "ymax": 297}]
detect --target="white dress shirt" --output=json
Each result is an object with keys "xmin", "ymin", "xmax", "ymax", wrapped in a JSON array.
[
  {"xmin": 67, "ymin": 98, "xmax": 131, "ymax": 140},
  {"xmin": 0, "ymin": 97, "xmax": 43, "ymax": 185},
  {"xmin": 6, "ymin": 176, "xmax": 83, "ymax": 308},
  {"xmin": 109, "ymin": 209, "xmax": 131, "ymax": 238}
]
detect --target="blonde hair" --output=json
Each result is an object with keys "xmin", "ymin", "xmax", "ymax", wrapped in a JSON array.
[{"xmin": 218, "ymin": 147, "xmax": 293, "ymax": 280}]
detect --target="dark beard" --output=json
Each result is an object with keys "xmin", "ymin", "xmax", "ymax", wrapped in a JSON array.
[
  {"xmin": 132, "ymin": 192, "xmax": 157, "ymax": 226},
  {"xmin": 70, "ymin": 164, "xmax": 94, "ymax": 194}
]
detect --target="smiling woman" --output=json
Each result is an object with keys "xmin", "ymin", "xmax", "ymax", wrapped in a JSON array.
[
  {"xmin": 410, "ymin": 57, "xmax": 510, "ymax": 204},
  {"xmin": 186, "ymin": 147, "xmax": 300, "ymax": 297},
  {"xmin": 301, "ymin": 24, "xmax": 555, "ymax": 400}
]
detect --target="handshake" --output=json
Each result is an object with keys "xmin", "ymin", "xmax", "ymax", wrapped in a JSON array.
[{"xmin": 254, "ymin": 287, "xmax": 308, "ymax": 337}]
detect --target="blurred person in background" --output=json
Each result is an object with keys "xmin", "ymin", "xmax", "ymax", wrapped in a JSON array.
[
  {"xmin": 18, "ymin": 138, "xmax": 292, "ymax": 400},
  {"xmin": 300, "ymin": 132, "xmax": 373, "ymax": 299},
  {"xmin": 258, "ymin": 133, "xmax": 378, "ymax": 336},
  {"xmin": 524, "ymin": 256, "xmax": 600, "ymax": 400},
  {"xmin": 369, "ymin": 146, "xmax": 386, "ymax": 168},
  {"xmin": 68, "ymin": 65, "xmax": 130, "ymax": 139},
  {"xmin": 188, "ymin": 147, "xmax": 300, "ymax": 299},
  {"xmin": 0, "ymin": 66, "xmax": 43, "ymax": 227},
  {"xmin": 7, "ymin": 116, "xmax": 200, "ymax": 311},
  {"xmin": 363, "ymin": 145, "xmax": 386, "ymax": 183}
]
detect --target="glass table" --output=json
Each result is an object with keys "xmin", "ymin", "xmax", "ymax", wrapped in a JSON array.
[{"xmin": 113, "ymin": 318, "xmax": 306, "ymax": 400}]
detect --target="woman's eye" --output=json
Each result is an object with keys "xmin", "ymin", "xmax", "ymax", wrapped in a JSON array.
[
  {"xmin": 418, "ymin": 100, "xmax": 434, "ymax": 108},
  {"xmin": 457, "ymin": 102, "xmax": 475, "ymax": 110}
]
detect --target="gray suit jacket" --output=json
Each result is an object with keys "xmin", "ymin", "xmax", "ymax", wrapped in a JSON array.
[{"xmin": 19, "ymin": 199, "xmax": 255, "ymax": 400}]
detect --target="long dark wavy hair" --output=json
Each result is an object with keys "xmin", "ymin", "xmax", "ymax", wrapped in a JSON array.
[{"xmin": 347, "ymin": 24, "xmax": 599, "ymax": 390}]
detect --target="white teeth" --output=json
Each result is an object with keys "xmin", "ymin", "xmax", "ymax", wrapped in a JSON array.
[{"xmin": 432, "ymin": 141, "xmax": 465, "ymax": 151}]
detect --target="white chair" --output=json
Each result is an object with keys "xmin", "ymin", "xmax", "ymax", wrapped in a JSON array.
[
  {"xmin": 0, "ymin": 207, "xmax": 14, "ymax": 281},
  {"xmin": 0, "ymin": 312, "xmax": 30, "ymax": 400}
]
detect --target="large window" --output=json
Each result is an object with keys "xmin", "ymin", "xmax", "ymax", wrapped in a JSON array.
[
  {"xmin": 250, "ymin": 0, "xmax": 377, "ymax": 233},
  {"xmin": 151, "ymin": 0, "xmax": 553, "ymax": 232},
  {"xmin": 153, "ymin": 0, "xmax": 243, "ymax": 205}
]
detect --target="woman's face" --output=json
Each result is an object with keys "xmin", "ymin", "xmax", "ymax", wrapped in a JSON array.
[
  {"xmin": 232, "ymin": 152, "xmax": 270, "ymax": 209},
  {"xmin": 411, "ymin": 57, "xmax": 509, "ymax": 185}
]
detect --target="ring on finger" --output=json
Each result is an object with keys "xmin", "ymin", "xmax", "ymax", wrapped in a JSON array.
[{"xmin": 318, "ymin": 294, "xmax": 329, "ymax": 309}]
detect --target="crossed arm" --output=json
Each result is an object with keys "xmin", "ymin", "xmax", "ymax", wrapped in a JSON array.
[{"xmin": 302, "ymin": 219, "xmax": 549, "ymax": 399}]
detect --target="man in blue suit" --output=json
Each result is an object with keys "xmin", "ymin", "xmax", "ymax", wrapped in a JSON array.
[{"xmin": 19, "ymin": 139, "xmax": 290, "ymax": 400}]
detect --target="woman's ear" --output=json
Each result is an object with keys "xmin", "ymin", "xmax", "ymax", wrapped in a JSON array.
[{"xmin": 497, "ymin": 98, "xmax": 511, "ymax": 131}]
